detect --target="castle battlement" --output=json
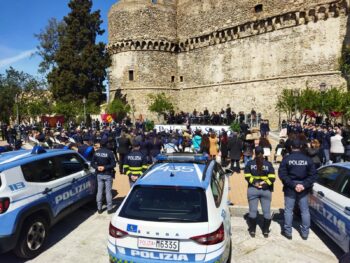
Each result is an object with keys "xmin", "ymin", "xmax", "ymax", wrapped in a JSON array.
[
  {"xmin": 108, "ymin": 0, "xmax": 348, "ymax": 55},
  {"xmin": 108, "ymin": 0, "xmax": 350, "ymax": 127}
]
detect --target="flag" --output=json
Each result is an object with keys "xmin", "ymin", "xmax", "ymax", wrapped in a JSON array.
[{"xmin": 101, "ymin": 114, "xmax": 116, "ymax": 123}]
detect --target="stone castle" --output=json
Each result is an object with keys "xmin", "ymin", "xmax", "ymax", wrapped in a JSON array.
[{"xmin": 108, "ymin": 0, "xmax": 350, "ymax": 126}]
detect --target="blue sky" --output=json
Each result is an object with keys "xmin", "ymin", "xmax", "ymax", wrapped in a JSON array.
[{"xmin": 0, "ymin": 0, "xmax": 116, "ymax": 76}]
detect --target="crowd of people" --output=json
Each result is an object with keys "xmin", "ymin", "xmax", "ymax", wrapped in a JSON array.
[
  {"xmin": 164, "ymin": 106, "xmax": 263, "ymax": 126},
  {"xmin": 1, "ymin": 116, "xmax": 349, "ymax": 246},
  {"xmin": 276, "ymin": 119, "xmax": 350, "ymax": 167}
]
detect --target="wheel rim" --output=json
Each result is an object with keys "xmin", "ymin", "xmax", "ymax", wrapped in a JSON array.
[{"xmin": 27, "ymin": 222, "xmax": 46, "ymax": 251}]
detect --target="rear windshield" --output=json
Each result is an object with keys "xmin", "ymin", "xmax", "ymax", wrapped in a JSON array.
[{"xmin": 119, "ymin": 186, "xmax": 208, "ymax": 222}]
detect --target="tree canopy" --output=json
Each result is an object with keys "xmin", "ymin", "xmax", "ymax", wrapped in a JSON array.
[
  {"xmin": 148, "ymin": 92, "xmax": 174, "ymax": 117},
  {"xmin": 40, "ymin": 0, "xmax": 110, "ymax": 104},
  {"xmin": 0, "ymin": 67, "xmax": 49, "ymax": 123}
]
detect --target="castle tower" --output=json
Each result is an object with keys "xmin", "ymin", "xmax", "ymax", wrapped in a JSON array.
[
  {"xmin": 109, "ymin": 0, "xmax": 349, "ymax": 127},
  {"xmin": 108, "ymin": 0, "xmax": 178, "ymax": 118}
]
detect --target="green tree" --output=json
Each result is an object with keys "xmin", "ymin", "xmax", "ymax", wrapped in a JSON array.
[
  {"xmin": 53, "ymin": 101, "xmax": 79, "ymax": 121},
  {"xmin": 46, "ymin": 0, "xmax": 111, "ymax": 104},
  {"xmin": 0, "ymin": 67, "xmax": 48, "ymax": 123},
  {"xmin": 275, "ymin": 89, "xmax": 296, "ymax": 119},
  {"xmin": 35, "ymin": 18, "xmax": 66, "ymax": 74},
  {"xmin": 106, "ymin": 98, "xmax": 131, "ymax": 121},
  {"xmin": 340, "ymin": 43, "xmax": 350, "ymax": 89},
  {"xmin": 148, "ymin": 92, "xmax": 174, "ymax": 120}
]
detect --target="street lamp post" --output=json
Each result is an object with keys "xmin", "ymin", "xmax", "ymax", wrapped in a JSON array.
[
  {"xmin": 320, "ymin": 82, "xmax": 326, "ymax": 122},
  {"xmin": 15, "ymin": 94, "xmax": 19, "ymax": 125},
  {"xmin": 82, "ymin": 97, "xmax": 87, "ymax": 124},
  {"xmin": 292, "ymin": 89, "xmax": 299, "ymax": 120},
  {"xmin": 131, "ymin": 98, "xmax": 135, "ymax": 124}
]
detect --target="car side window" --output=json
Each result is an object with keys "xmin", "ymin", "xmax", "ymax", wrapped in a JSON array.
[
  {"xmin": 55, "ymin": 154, "xmax": 85, "ymax": 177},
  {"xmin": 210, "ymin": 165, "xmax": 224, "ymax": 208},
  {"xmin": 317, "ymin": 166, "xmax": 343, "ymax": 191},
  {"xmin": 22, "ymin": 158, "xmax": 57, "ymax": 183},
  {"xmin": 339, "ymin": 172, "xmax": 350, "ymax": 198}
]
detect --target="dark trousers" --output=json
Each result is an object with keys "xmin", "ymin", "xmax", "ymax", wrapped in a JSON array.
[
  {"xmin": 119, "ymin": 153, "xmax": 126, "ymax": 173},
  {"xmin": 230, "ymin": 159, "xmax": 240, "ymax": 173}
]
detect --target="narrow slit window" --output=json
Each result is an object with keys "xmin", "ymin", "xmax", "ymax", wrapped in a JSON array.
[
  {"xmin": 254, "ymin": 4, "xmax": 263, "ymax": 13},
  {"xmin": 180, "ymin": 76, "xmax": 184, "ymax": 82},
  {"xmin": 129, "ymin": 70, "xmax": 134, "ymax": 81},
  {"xmin": 171, "ymin": 76, "xmax": 175, "ymax": 82}
]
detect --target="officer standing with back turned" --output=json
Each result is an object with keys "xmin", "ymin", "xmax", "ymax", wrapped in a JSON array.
[
  {"xmin": 278, "ymin": 139, "xmax": 317, "ymax": 240},
  {"xmin": 91, "ymin": 138, "xmax": 116, "ymax": 214}
]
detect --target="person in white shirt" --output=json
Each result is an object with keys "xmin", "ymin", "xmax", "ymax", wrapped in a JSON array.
[{"xmin": 330, "ymin": 127, "xmax": 345, "ymax": 163}]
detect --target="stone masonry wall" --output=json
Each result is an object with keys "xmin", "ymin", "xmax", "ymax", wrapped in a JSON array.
[
  {"xmin": 176, "ymin": 0, "xmax": 341, "ymax": 40},
  {"xmin": 108, "ymin": 0, "xmax": 177, "ymax": 43},
  {"xmin": 108, "ymin": 0, "xmax": 350, "ymax": 127}
]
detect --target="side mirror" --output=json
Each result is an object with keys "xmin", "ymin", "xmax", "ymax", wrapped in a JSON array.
[
  {"xmin": 83, "ymin": 163, "xmax": 90, "ymax": 170},
  {"xmin": 225, "ymin": 168, "xmax": 233, "ymax": 174}
]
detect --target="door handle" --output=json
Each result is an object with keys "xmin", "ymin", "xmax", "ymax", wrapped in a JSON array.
[
  {"xmin": 345, "ymin": 207, "xmax": 350, "ymax": 216},
  {"xmin": 42, "ymin": 188, "xmax": 52, "ymax": 195},
  {"xmin": 317, "ymin": 191, "xmax": 325, "ymax": 197}
]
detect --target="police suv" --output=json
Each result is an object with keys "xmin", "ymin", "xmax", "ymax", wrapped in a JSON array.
[
  {"xmin": 108, "ymin": 154, "xmax": 232, "ymax": 263},
  {"xmin": 0, "ymin": 146, "xmax": 96, "ymax": 258},
  {"xmin": 309, "ymin": 163, "xmax": 350, "ymax": 253}
]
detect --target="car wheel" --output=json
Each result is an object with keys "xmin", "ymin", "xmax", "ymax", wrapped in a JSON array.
[
  {"xmin": 226, "ymin": 239, "xmax": 232, "ymax": 263},
  {"xmin": 14, "ymin": 216, "xmax": 49, "ymax": 259}
]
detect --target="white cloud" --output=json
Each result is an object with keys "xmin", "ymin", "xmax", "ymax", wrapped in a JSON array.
[{"xmin": 0, "ymin": 49, "xmax": 36, "ymax": 68}]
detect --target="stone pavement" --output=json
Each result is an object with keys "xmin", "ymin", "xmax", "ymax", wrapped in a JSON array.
[{"xmin": 1, "ymin": 207, "xmax": 340, "ymax": 263}]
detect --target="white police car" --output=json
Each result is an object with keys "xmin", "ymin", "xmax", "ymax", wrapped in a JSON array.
[
  {"xmin": 309, "ymin": 163, "xmax": 350, "ymax": 253},
  {"xmin": 0, "ymin": 146, "xmax": 96, "ymax": 258},
  {"xmin": 108, "ymin": 154, "xmax": 232, "ymax": 263}
]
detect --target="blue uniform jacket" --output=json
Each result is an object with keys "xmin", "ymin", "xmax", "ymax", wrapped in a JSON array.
[
  {"xmin": 244, "ymin": 159, "xmax": 276, "ymax": 191},
  {"xmin": 123, "ymin": 150, "xmax": 148, "ymax": 177},
  {"xmin": 91, "ymin": 147, "xmax": 116, "ymax": 176},
  {"xmin": 278, "ymin": 151, "xmax": 317, "ymax": 196}
]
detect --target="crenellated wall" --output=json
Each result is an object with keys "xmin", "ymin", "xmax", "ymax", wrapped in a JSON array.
[{"xmin": 108, "ymin": 0, "xmax": 350, "ymax": 127}]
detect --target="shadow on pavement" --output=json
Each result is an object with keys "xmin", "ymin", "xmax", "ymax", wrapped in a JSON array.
[
  {"xmin": 272, "ymin": 209, "xmax": 344, "ymax": 260},
  {"xmin": 1, "ymin": 204, "xmax": 98, "ymax": 263}
]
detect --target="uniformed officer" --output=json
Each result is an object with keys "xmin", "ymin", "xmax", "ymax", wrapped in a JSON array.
[
  {"xmin": 244, "ymin": 146, "xmax": 276, "ymax": 238},
  {"xmin": 278, "ymin": 139, "xmax": 317, "ymax": 240},
  {"xmin": 123, "ymin": 141, "xmax": 148, "ymax": 187},
  {"xmin": 91, "ymin": 138, "xmax": 117, "ymax": 214}
]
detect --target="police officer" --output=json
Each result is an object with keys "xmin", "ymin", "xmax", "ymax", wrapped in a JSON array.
[
  {"xmin": 91, "ymin": 138, "xmax": 116, "ymax": 214},
  {"xmin": 278, "ymin": 139, "xmax": 317, "ymax": 240},
  {"xmin": 123, "ymin": 141, "xmax": 148, "ymax": 187},
  {"xmin": 244, "ymin": 146, "xmax": 276, "ymax": 238}
]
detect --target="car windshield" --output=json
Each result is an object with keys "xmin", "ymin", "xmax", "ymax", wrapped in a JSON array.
[{"xmin": 119, "ymin": 186, "xmax": 208, "ymax": 222}]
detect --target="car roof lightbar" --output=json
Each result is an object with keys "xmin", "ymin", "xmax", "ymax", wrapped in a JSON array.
[{"xmin": 155, "ymin": 153, "xmax": 209, "ymax": 163}]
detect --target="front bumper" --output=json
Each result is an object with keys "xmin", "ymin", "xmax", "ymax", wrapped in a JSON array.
[{"xmin": 0, "ymin": 234, "xmax": 17, "ymax": 254}]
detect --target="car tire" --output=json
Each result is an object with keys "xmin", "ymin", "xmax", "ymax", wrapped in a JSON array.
[
  {"xmin": 14, "ymin": 216, "xmax": 49, "ymax": 259},
  {"xmin": 226, "ymin": 239, "xmax": 232, "ymax": 263}
]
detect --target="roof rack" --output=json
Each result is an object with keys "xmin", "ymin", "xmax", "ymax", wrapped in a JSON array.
[{"xmin": 155, "ymin": 153, "xmax": 209, "ymax": 164}]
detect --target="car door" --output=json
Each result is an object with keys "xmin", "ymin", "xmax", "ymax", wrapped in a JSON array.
[
  {"xmin": 21, "ymin": 157, "xmax": 73, "ymax": 217},
  {"xmin": 332, "ymin": 168, "xmax": 350, "ymax": 252},
  {"xmin": 209, "ymin": 164, "xmax": 231, "ymax": 260},
  {"xmin": 54, "ymin": 153, "xmax": 96, "ymax": 207},
  {"xmin": 310, "ymin": 166, "xmax": 347, "ymax": 248}
]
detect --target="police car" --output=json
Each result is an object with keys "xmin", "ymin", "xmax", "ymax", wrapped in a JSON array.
[
  {"xmin": 108, "ymin": 154, "xmax": 232, "ymax": 263},
  {"xmin": 0, "ymin": 146, "xmax": 96, "ymax": 258},
  {"xmin": 309, "ymin": 163, "xmax": 350, "ymax": 253}
]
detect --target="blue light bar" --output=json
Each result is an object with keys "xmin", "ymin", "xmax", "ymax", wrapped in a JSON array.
[
  {"xmin": 31, "ymin": 145, "xmax": 47, "ymax": 154},
  {"xmin": 155, "ymin": 154, "xmax": 209, "ymax": 162}
]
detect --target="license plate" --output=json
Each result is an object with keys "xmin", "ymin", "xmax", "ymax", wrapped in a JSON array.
[{"xmin": 138, "ymin": 238, "xmax": 179, "ymax": 252}]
